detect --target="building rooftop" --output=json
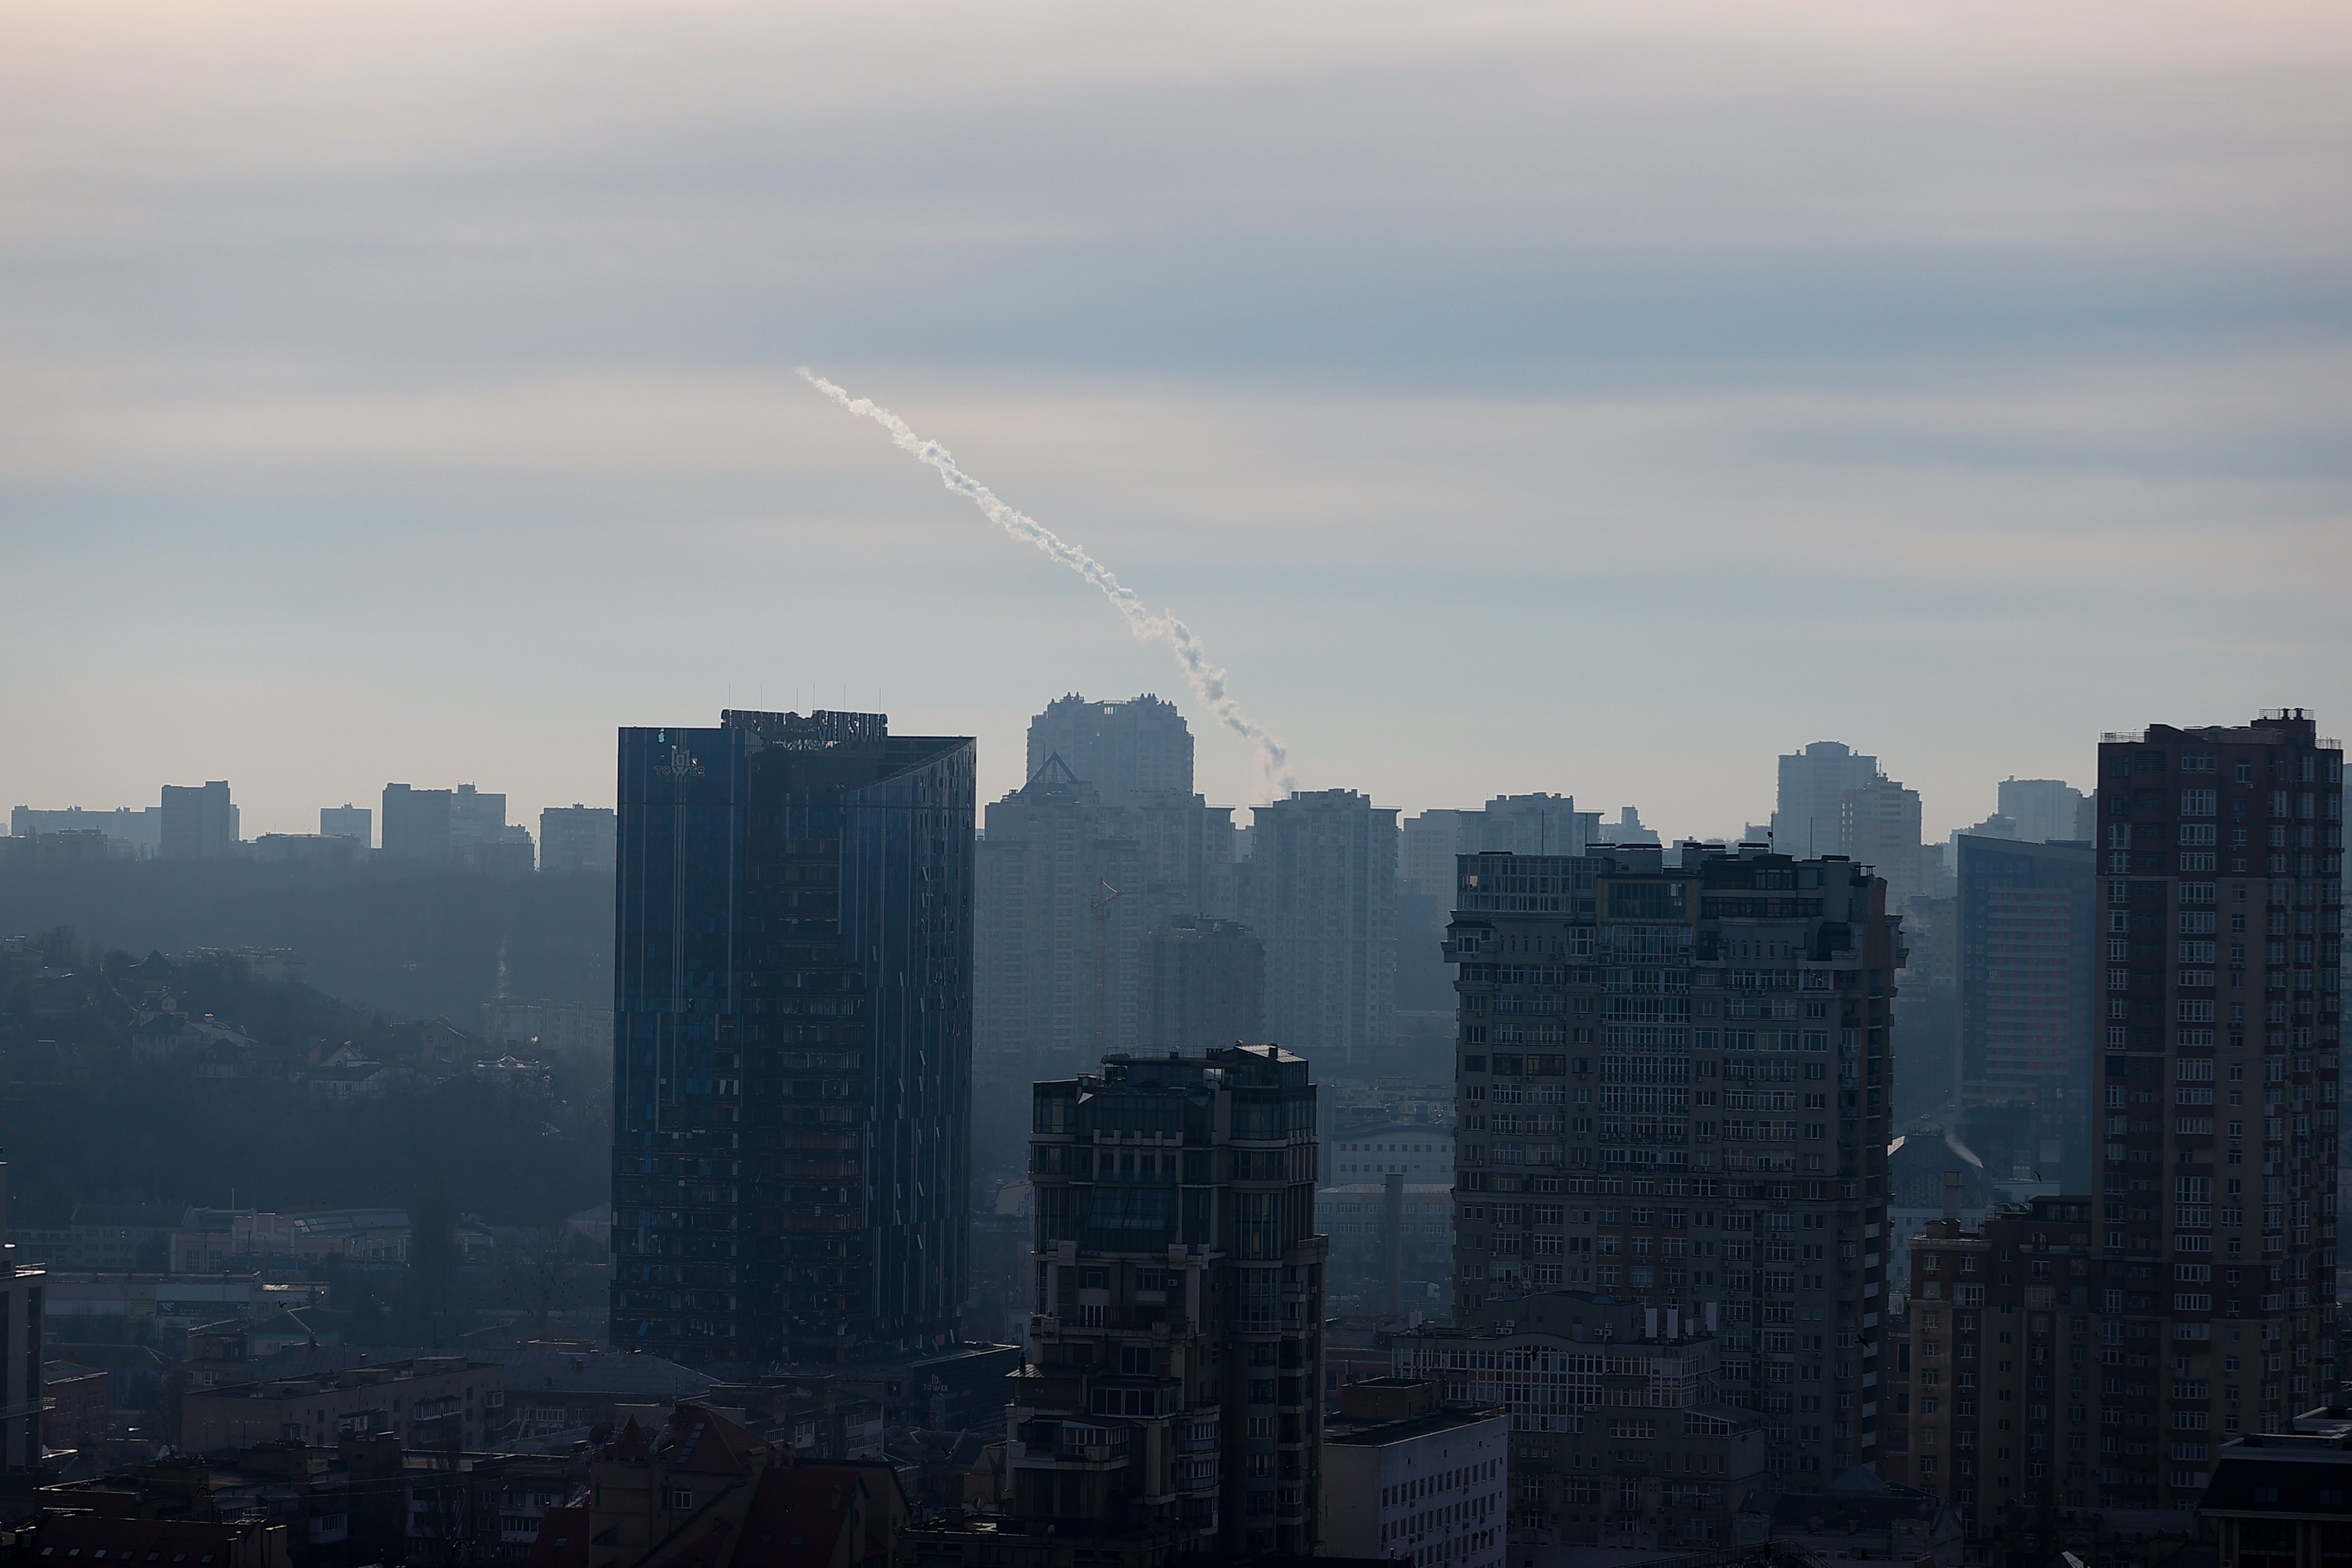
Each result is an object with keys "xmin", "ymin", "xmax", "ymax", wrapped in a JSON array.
[{"xmin": 1326, "ymin": 1404, "xmax": 1507, "ymax": 1448}]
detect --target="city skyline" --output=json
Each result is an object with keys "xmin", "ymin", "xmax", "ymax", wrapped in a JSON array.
[{"xmin": 2, "ymin": 706, "xmax": 2149, "ymax": 849}]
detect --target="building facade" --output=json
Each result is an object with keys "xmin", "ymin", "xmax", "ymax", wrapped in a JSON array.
[
  {"xmin": 1391, "ymin": 1291, "xmax": 1766, "ymax": 1550},
  {"xmin": 1025, "ymin": 694, "xmax": 1195, "ymax": 811},
  {"xmin": 996, "ymin": 1046, "xmax": 1323, "ymax": 1561},
  {"xmin": 540, "ymin": 805, "xmax": 617, "ymax": 874},
  {"xmin": 382, "ymin": 783, "xmax": 453, "ymax": 863},
  {"xmin": 2090, "ymin": 711, "xmax": 2344, "ymax": 1513},
  {"xmin": 1447, "ymin": 844, "xmax": 1897, "ymax": 1486},
  {"xmin": 1322, "ymin": 1380, "xmax": 1507, "ymax": 1568},
  {"xmin": 1251, "ymin": 789, "xmax": 1397, "ymax": 1070},
  {"xmin": 611, "ymin": 709, "xmax": 974, "ymax": 1368},
  {"xmin": 1880, "ymin": 1198, "xmax": 2098, "ymax": 1533},
  {"xmin": 1773, "ymin": 742, "xmax": 1882, "ymax": 862},
  {"xmin": 159, "ymin": 781, "xmax": 237, "ymax": 859},
  {"xmin": 319, "ymin": 804, "xmax": 371, "ymax": 850},
  {"xmin": 1958, "ymin": 834, "xmax": 2096, "ymax": 1191}
]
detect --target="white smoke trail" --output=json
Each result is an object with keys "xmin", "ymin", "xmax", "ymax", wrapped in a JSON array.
[{"xmin": 799, "ymin": 368, "xmax": 1293, "ymax": 799}]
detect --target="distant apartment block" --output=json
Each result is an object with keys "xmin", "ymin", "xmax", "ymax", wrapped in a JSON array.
[
  {"xmin": 1025, "ymin": 692, "xmax": 1195, "ymax": 809},
  {"xmin": 1957, "ymin": 834, "xmax": 2096, "ymax": 1188},
  {"xmin": 539, "ymin": 805, "xmax": 616, "ymax": 874},
  {"xmin": 319, "ymin": 804, "xmax": 372, "ymax": 850},
  {"xmin": 159, "ymin": 781, "xmax": 238, "ymax": 859},
  {"xmin": 8, "ymin": 806, "xmax": 162, "ymax": 858},
  {"xmin": 382, "ymin": 783, "xmax": 453, "ymax": 863},
  {"xmin": 1251, "ymin": 789, "xmax": 1397, "ymax": 1069},
  {"xmin": 383, "ymin": 782, "xmax": 528, "ymax": 870}
]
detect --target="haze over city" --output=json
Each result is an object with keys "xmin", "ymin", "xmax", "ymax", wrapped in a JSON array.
[
  {"xmin": 0, "ymin": 5, "xmax": 2347, "ymax": 1565},
  {"xmin": 7, "ymin": 2, "xmax": 2350, "ymax": 835}
]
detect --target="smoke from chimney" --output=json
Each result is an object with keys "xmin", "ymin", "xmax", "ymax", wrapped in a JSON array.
[{"xmin": 800, "ymin": 368, "xmax": 1293, "ymax": 800}]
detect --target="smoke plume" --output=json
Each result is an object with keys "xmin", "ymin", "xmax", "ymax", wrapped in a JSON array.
[{"xmin": 799, "ymin": 368, "xmax": 1293, "ymax": 798}]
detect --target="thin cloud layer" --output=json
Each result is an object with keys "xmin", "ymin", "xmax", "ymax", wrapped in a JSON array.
[{"xmin": 0, "ymin": 0, "xmax": 2347, "ymax": 835}]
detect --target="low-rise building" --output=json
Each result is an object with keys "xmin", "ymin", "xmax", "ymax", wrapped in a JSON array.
[
  {"xmin": 178, "ymin": 1356, "xmax": 503, "ymax": 1455},
  {"xmin": 3, "ymin": 1513, "xmax": 290, "ymax": 1568},
  {"xmin": 43, "ymin": 1361, "xmax": 110, "ymax": 1451},
  {"xmin": 1390, "ymin": 1290, "xmax": 1765, "ymax": 1550},
  {"xmin": 1321, "ymin": 1379, "xmax": 1507, "ymax": 1568},
  {"xmin": 2198, "ymin": 1421, "xmax": 2352, "ymax": 1568}
]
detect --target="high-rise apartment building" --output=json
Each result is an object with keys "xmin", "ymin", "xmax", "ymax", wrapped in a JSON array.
[
  {"xmin": 1447, "ymin": 845, "xmax": 1897, "ymax": 1486},
  {"xmin": 450, "ymin": 783, "xmax": 509, "ymax": 856},
  {"xmin": 382, "ymin": 783, "xmax": 453, "ymax": 863},
  {"xmin": 2090, "ymin": 711, "xmax": 2343, "ymax": 1513},
  {"xmin": 976, "ymin": 759, "xmax": 1147, "ymax": 1083},
  {"xmin": 1843, "ymin": 774, "xmax": 1932, "ymax": 909},
  {"xmin": 9, "ymin": 806, "xmax": 162, "ymax": 859},
  {"xmin": 1026, "ymin": 694, "xmax": 1195, "ymax": 810},
  {"xmin": 1881, "ymin": 1199, "xmax": 2098, "ymax": 1531},
  {"xmin": 540, "ymin": 805, "xmax": 617, "ymax": 874},
  {"xmin": 1774, "ymin": 743, "xmax": 1882, "ymax": 861},
  {"xmin": 907, "ymin": 1046, "xmax": 1322, "ymax": 1566},
  {"xmin": 158, "ymin": 781, "xmax": 237, "ymax": 859},
  {"xmin": 1996, "ymin": 777, "xmax": 2095, "ymax": 847},
  {"xmin": 319, "ymin": 804, "xmax": 372, "ymax": 850},
  {"xmin": 610, "ymin": 709, "xmax": 974, "ymax": 1369},
  {"xmin": 1401, "ymin": 811, "xmax": 1482, "ymax": 903},
  {"xmin": 1480, "ymin": 794, "xmax": 1603, "ymax": 859},
  {"xmin": 1957, "ymin": 835, "xmax": 2096, "ymax": 1191},
  {"xmin": 1252, "ymin": 790, "xmax": 1397, "ymax": 1069}
]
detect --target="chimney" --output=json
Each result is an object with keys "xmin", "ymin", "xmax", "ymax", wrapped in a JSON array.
[
  {"xmin": 1381, "ymin": 1171, "xmax": 1405, "ymax": 1320},
  {"xmin": 1942, "ymin": 1170, "xmax": 1963, "ymax": 1221}
]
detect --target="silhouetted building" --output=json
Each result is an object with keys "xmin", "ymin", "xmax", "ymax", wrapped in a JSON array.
[
  {"xmin": 1878, "ymin": 1196, "xmax": 2097, "ymax": 1531},
  {"xmin": 941, "ymin": 1046, "xmax": 1322, "ymax": 1560},
  {"xmin": 2089, "ymin": 709, "xmax": 2344, "ymax": 1514},
  {"xmin": 159, "ymin": 781, "xmax": 237, "ymax": 859},
  {"xmin": 1137, "ymin": 917, "xmax": 1263, "ymax": 1052},
  {"xmin": 0, "ymin": 1153, "xmax": 44, "ymax": 1469},
  {"xmin": 611, "ymin": 709, "xmax": 973, "ymax": 1368},
  {"xmin": 1025, "ymin": 693, "xmax": 1194, "ymax": 810},
  {"xmin": 8, "ymin": 805, "xmax": 161, "ymax": 858},
  {"xmin": 539, "ymin": 805, "xmax": 616, "ymax": 874},
  {"xmin": 451, "ymin": 783, "xmax": 508, "ymax": 859},
  {"xmin": 382, "ymin": 783, "xmax": 453, "ymax": 863},
  {"xmin": 319, "ymin": 803, "xmax": 371, "ymax": 850},
  {"xmin": 976, "ymin": 758, "xmax": 1145, "ymax": 1081},
  {"xmin": 1479, "ymin": 794, "xmax": 1601, "ymax": 859},
  {"xmin": 1390, "ymin": 1294, "xmax": 1766, "ymax": 1550},
  {"xmin": 1995, "ymin": 777, "xmax": 2094, "ymax": 845},
  {"xmin": 1251, "ymin": 790, "xmax": 1396, "ymax": 1069},
  {"xmin": 1447, "ymin": 843, "xmax": 1898, "ymax": 1487},
  {"xmin": 1957, "ymin": 834, "xmax": 2095, "ymax": 1190},
  {"xmin": 1774, "ymin": 742, "xmax": 1882, "ymax": 860}
]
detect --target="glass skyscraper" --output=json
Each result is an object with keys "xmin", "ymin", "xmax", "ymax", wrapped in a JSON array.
[{"xmin": 611, "ymin": 709, "xmax": 975, "ymax": 1368}]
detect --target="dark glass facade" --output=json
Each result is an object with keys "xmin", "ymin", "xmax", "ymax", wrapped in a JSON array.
[{"xmin": 611, "ymin": 709, "xmax": 975, "ymax": 1368}]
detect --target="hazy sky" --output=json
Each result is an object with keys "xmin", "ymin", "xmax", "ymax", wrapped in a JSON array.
[{"xmin": 4, "ymin": 2, "xmax": 2349, "ymax": 840}]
